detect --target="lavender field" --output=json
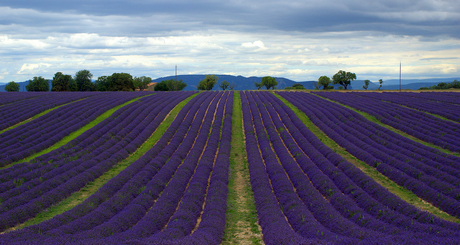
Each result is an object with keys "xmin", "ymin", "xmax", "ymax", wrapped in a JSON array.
[{"xmin": 1, "ymin": 91, "xmax": 459, "ymax": 244}]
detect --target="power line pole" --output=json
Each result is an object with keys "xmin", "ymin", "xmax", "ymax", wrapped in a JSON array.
[
  {"xmin": 399, "ymin": 62, "xmax": 401, "ymax": 92},
  {"xmin": 175, "ymin": 65, "xmax": 177, "ymax": 81}
]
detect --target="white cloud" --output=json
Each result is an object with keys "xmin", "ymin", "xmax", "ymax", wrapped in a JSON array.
[
  {"xmin": 241, "ymin": 40, "xmax": 267, "ymax": 50},
  {"xmin": 0, "ymin": 2, "xmax": 459, "ymax": 83},
  {"xmin": 17, "ymin": 63, "xmax": 52, "ymax": 75}
]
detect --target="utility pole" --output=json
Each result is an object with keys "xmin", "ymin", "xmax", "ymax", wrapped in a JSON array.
[
  {"xmin": 175, "ymin": 65, "xmax": 177, "ymax": 81},
  {"xmin": 399, "ymin": 62, "xmax": 401, "ymax": 92}
]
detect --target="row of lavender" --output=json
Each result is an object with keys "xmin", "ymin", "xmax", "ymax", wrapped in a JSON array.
[
  {"xmin": 314, "ymin": 91, "xmax": 460, "ymax": 152},
  {"xmin": 0, "ymin": 92, "xmax": 153, "ymax": 167},
  {"xmin": 1, "ymin": 91, "xmax": 232, "ymax": 244},
  {"xmin": 0, "ymin": 91, "xmax": 193, "ymax": 233},
  {"xmin": 278, "ymin": 92, "xmax": 460, "ymax": 218},
  {"xmin": 0, "ymin": 92, "xmax": 97, "ymax": 131},
  {"xmin": 243, "ymin": 91, "xmax": 460, "ymax": 244},
  {"xmin": 0, "ymin": 93, "xmax": 46, "ymax": 105},
  {"xmin": 411, "ymin": 92, "xmax": 460, "ymax": 105},
  {"xmin": 350, "ymin": 92, "xmax": 460, "ymax": 123}
]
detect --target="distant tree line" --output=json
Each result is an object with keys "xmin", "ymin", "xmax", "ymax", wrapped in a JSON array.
[
  {"xmin": 6, "ymin": 69, "xmax": 187, "ymax": 92},
  {"xmin": 419, "ymin": 80, "xmax": 460, "ymax": 90},
  {"xmin": 154, "ymin": 79, "xmax": 187, "ymax": 91},
  {"xmin": 308, "ymin": 70, "xmax": 383, "ymax": 91}
]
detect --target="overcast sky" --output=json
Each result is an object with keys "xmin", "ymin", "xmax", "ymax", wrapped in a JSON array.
[{"xmin": 1, "ymin": 0, "xmax": 459, "ymax": 84}]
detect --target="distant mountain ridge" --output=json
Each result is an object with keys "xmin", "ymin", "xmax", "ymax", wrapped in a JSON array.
[{"xmin": 1, "ymin": 75, "xmax": 459, "ymax": 91}]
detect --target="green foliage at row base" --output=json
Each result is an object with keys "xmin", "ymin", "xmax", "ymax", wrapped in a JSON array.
[
  {"xmin": 154, "ymin": 79, "xmax": 187, "ymax": 91},
  {"xmin": 419, "ymin": 79, "xmax": 460, "ymax": 90}
]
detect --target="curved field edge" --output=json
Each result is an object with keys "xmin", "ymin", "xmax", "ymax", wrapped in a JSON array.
[
  {"xmin": 311, "ymin": 92, "xmax": 460, "ymax": 158},
  {"xmin": 4, "ymin": 94, "xmax": 153, "ymax": 168},
  {"xmin": 273, "ymin": 92, "xmax": 460, "ymax": 224},
  {"xmin": 0, "ymin": 98, "xmax": 88, "ymax": 135},
  {"xmin": 222, "ymin": 92, "xmax": 264, "ymax": 244},
  {"xmin": 2, "ymin": 92, "xmax": 199, "ymax": 233}
]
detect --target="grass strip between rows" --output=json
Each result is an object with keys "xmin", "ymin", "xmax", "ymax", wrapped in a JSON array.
[
  {"xmin": 273, "ymin": 92, "xmax": 460, "ymax": 224},
  {"xmin": 4, "ymin": 92, "xmax": 199, "ymax": 232},
  {"xmin": 223, "ymin": 92, "xmax": 263, "ymax": 244},
  {"xmin": 0, "ymin": 98, "xmax": 88, "ymax": 135},
  {"xmin": 15, "ymin": 94, "xmax": 154, "ymax": 165},
  {"xmin": 398, "ymin": 104, "xmax": 460, "ymax": 125},
  {"xmin": 311, "ymin": 92, "xmax": 460, "ymax": 157}
]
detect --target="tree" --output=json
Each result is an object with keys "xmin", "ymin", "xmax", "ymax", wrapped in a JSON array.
[
  {"xmin": 312, "ymin": 81, "xmax": 321, "ymax": 90},
  {"xmin": 261, "ymin": 76, "xmax": 277, "ymax": 90},
  {"xmin": 286, "ymin": 84, "xmax": 305, "ymax": 90},
  {"xmin": 452, "ymin": 79, "xmax": 460, "ymax": 88},
  {"xmin": 254, "ymin": 82, "xmax": 263, "ymax": 90},
  {"xmin": 5, "ymin": 81, "xmax": 20, "ymax": 92},
  {"xmin": 154, "ymin": 81, "xmax": 169, "ymax": 91},
  {"xmin": 219, "ymin": 80, "xmax": 229, "ymax": 90},
  {"xmin": 69, "ymin": 79, "xmax": 77, "ymax": 91},
  {"xmin": 133, "ymin": 76, "xmax": 152, "ymax": 91},
  {"xmin": 107, "ymin": 73, "xmax": 135, "ymax": 91},
  {"xmin": 95, "ymin": 76, "xmax": 109, "ymax": 91},
  {"xmin": 75, "ymin": 69, "xmax": 94, "ymax": 91},
  {"xmin": 332, "ymin": 70, "xmax": 356, "ymax": 90},
  {"xmin": 377, "ymin": 79, "xmax": 383, "ymax": 90},
  {"xmin": 51, "ymin": 72, "xmax": 73, "ymax": 91},
  {"xmin": 318, "ymin": 76, "xmax": 333, "ymax": 90},
  {"xmin": 292, "ymin": 84, "xmax": 304, "ymax": 89},
  {"xmin": 419, "ymin": 79, "xmax": 460, "ymax": 90},
  {"xmin": 363, "ymin": 80, "xmax": 370, "ymax": 90},
  {"xmin": 26, "ymin": 76, "xmax": 49, "ymax": 92},
  {"xmin": 197, "ymin": 75, "xmax": 218, "ymax": 90},
  {"xmin": 167, "ymin": 79, "xmax": 186, "ymax": 91},
  {"xmin": 154, "ymin": 79, "xmax": 187, "ymax": 91},
  {"xmin": 229, "ymin": 82, "xmax": 236, "ymax": 90}
]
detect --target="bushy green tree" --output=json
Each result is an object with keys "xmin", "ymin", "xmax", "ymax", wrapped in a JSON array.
[
  {"xmin": 318, "ymin": 76, "xmax": 333, "ymax": 90},
  {"xmin": 332, "ymin": 70, "xmax": 356, "ymax": 90},
  {"xmin": 261, "ymin": 76, "xmax": 277, "ymax": 90},
  {"xmin": 5, "ymin": 81, "xmax": 20, "ymax": 92},
  {"xmin": 69, "ymin": 79, "xmax": 77, "ymax": 91},
  {"xmin": 285, "ymin": 84, "xmax": 305, "ymax": 90},
  {"xmin": 154, "ymin": 79, "xmax": 187, "ymax": 91},
  {"xmin": 107, "ymin": 73, "xmax": 135, "ymax": 91},
  {"xmin": 95, "ymin": 76, "xmax": 109, "ymax": 91},
  {"xmin": 363, "ymin": 80, "xmax": 370, "ymax": 90},
  {"xmin": 166, "ymin": 79, "xmax": 187, "ymax": 91},
  {"xmin": 133, "ymin": 76, "xmax": 152, "ymax": 91},
  {"xmin": 254, "ymin": 82, "xmax": 263, "ymax": 90},
  {"xmin": 229, "ymin": 82, "xmax": 236, "ymax": 90},
  {"xmin": 75, "ymin": 69, "xmax": 94, "ymax": 91},
  {"xmin": 154, "ymin": 81, "xmax": 169, "ymax": 91},
  {"xmin": 197, "ymin": 75, "xmax": 218, "ymax": 90},
  {"xmin": 219, "ymin": 80, "xmax": 229, "ymax": 90},
  {"xmin": 51, "ymin": 72, "xmax": 74, "ymax": 91},
  {"xmin": 26, "ymin": 76, "xmax": 49, "ymax": 91},
  {"xmin": 293, "ymin": 84, "xmax": 304, "ymax": 89}
]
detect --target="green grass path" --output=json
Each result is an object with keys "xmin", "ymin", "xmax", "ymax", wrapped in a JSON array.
[
  {"xmin": 274, "ymin": 92, "xmax": 460, "ymax": 224},
  {"xmin": 223, "ymin": 92, "xmax": 263, "ymax": 244}
]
